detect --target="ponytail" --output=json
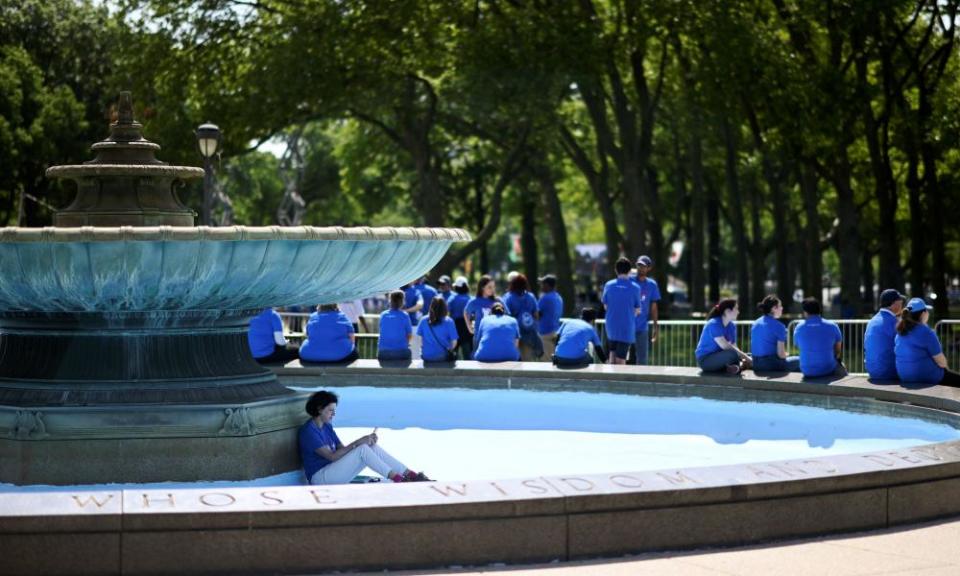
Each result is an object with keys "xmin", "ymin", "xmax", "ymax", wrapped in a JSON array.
[{"xmin": 707, "ymin": 298, "xmax": 738, "ymax": 320}]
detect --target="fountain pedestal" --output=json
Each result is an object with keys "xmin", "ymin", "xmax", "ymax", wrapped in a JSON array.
[{"xmin": 0, "ymin": 94, "xmax": 467, "ymax": 484}]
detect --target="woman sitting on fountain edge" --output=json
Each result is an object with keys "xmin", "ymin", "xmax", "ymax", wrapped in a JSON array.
[{"xmin": 299, "ymin": 391, "xmax": 430, "ymax": 484}]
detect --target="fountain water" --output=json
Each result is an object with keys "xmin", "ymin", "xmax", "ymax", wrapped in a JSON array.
[{"xmin": 0, "ymin": 93, "xmax": 467, "ymax": 484}]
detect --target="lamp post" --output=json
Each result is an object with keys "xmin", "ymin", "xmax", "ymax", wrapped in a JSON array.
[{"xmin": 195, "ymin": 122, "xmax": 221, "ymax": 226}]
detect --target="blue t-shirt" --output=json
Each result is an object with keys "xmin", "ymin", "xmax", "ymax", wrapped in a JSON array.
[
  {"xmin": 751, "ymin": 315, "xmax": 786, "ymax": 358},
  {"xmin": 629, "ymin": 275, "xmax": 661, "ymax": 332},
  {"xmin": 794, "ymin": 316, "xmax": 842, "ymax": 377},
  {"xmin": 537, "ymin": 291, "xmax": 563, "ymax": 335},
  {"xmin": 695, "ymin": 317, "xmax": 737, "ymax": 360},
  {"xmin": 299, "ymin": 311, "xmax": 355, "ymax": 362},
  {"xmin": 865, "ymin": 309, "xmax": 899, "ymax": 380},
  {"xmin": 895, "ymin": 325, "xmax": 944, "ymax": 384},
  {"xmin": 403, "ymin": 285, "xmax": 423, "ymax": 325},
  {"xmin": 298, "ymin": 420, "xmax": 342, "ymax": 481},
  {"xmin": 465, "ymin": 296, "xmax": 502, "ymax": 334},
  {"xmin": 248, "ymin": 308, "xmax": 283, "ymax": 358},
  {"xmin": 417, "ymin": 316, "xmax": 459, "ymax": 361},
  {"xmin": 418, "ymin": 283, "xmax": 439, "ymax": 309},
  {"xmin": 447, "ymin": 293, "xmax": 470, "ymax": 321},
  {"xmin": 602, "ymin": 278, "xmax": 641, "ymax": 344},
  {"xmin": 554, "ymin": 319, "xmax": 603, "ymax": 360},
  {"xmin": 503, "ymin": 291, "xmax": 539, "ymax": 332},
  {"xmin": 378, "ymin": 309, "xmax": 412, "ymax": 352},
  {"xmin": 474, "ymin": 314, "xmax": 521, "ymax": 362},
  {"xmin": 440, "ymin": 289, "xmax": 454, "ymax": 304}
]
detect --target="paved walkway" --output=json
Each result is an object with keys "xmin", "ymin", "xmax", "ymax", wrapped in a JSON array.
[{"xmin": 358, "ymin": 517, "xmax": 960, "ymax": 576}]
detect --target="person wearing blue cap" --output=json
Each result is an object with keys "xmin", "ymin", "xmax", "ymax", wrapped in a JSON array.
[
  {"xmin": 629, "ymin": 255, "xmax": 661, "ymax": 365},
  {"xmin": 864, "ymin": 289, "xmax": 905, "ymax": 381},
  {"xmin": 895, "ymin": 298, "xmax": 960, "ymax": 386},
  {"xmin": 793, "ymin": 298, "xmax": 845, "ymax": 378}
]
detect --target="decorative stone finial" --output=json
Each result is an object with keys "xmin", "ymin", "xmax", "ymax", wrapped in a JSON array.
[{"xmin": 117, "ymin": 91, "xmax": 135, "ymax": 125}]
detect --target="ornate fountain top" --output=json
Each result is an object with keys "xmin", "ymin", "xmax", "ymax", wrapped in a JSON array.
[{"xmin": 45, "ymin": 92, "xmax": 203, "ymax": 226}]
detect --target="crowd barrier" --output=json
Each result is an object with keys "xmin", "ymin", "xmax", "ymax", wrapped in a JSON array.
[{"xmin": 277, "ymin": 312, "xmax": 957, "ymax": 373}]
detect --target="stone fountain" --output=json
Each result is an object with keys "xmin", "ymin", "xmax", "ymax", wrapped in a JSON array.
[{"xmin": 0, "ymin": 93, "xmax": 468, "ymax": 484}]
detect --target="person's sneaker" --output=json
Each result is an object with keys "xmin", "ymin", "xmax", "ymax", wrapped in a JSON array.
[
  {"xmin": 412, "ymin": 472, "xmax": 431, "ymax": 482},
  {"xmin": 725, "ymin": 364, "xmax": 741, "ymax": 375},
  {"xmin": 389, "ymin": 473, "xmax": 406, "ymax": 483}
]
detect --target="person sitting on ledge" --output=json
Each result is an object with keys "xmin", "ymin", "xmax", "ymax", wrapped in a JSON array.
[
  {"xmin": 377, "ymin": 290, "xmax": 413, "ymax": 362},
  {"xmin": 299, "ymin": 304, "xmax": 359, "ymax": 364},
  {"xmin": 750, "ymin": 295, "xmax": 800, "ymax": 373},
  {"xmin": 794, "ymin": 297, "xmax": 846, "ymax": 378},
  {"xmin": 299, "ymin": 390, "xmax": 430, "ymax": 484},
  {"xmin": 417, "ymin": 295, "xmax": 459, "ymax": 363},
  {"xmin": 248, "ymin": 307, "xmax": 299, "ymax": 364},
  {"xmin": 552, "ymin": 307, "xmax": 607, "ymax": 367},
  {"xmin": 895, "ymin": 298, "xmax": 960, "ymax": 387},
  {"xmin": 473, "ymin": 302, "xmax": 521, "ymax": 362},
  {"xmin": 864, "ymin": 288, "xmax": 905, "ymax": 381},
  {"xmin": 695, "ymin": 298, "xmax": 751, "ymax": 374}
]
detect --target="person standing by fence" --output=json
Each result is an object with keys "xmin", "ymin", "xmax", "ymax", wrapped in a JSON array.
[
  {"xmin": 629, "ymin": 255, "xmax": 660, "ymax": 366},
  {"xmin": 895, "ymin": 298, "xmax": 960, "ymax": 387},
  {"xmin": 537, "ymin": 274, "xmax": 563, "ymax": 361},
  {"xmin": 602, "ymin": 257, "xmax": 641, "ymax": 365},
  {"xmin": 695, "ymin": 298, "xmax": 750, "ymax": 374},
  {"xmin": 448, "ymin": 277, "xmax": 473, "ymax": 359},
  {"xmin": 750, "ymin": 295, "xmax": 800, "ymax": 373},
  {"xmin": 864, "ymin": 289, "xmax": 905, "ymax": 381},
  {"xmin": 464, "ymin": 275, "xmax": 502, "ymax": 358},
  {"xmin": 504, "ymin": 273, "xmax": 542, "ymax": 361}
]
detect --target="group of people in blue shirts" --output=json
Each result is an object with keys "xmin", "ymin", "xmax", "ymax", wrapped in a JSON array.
[{"xmin": 692, "ymin": 288, "xmax": 959, "ymax": 386}]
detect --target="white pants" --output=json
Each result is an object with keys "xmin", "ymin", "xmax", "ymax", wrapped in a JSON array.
[{"xmin": 310, "ymin": 444, "xmax": 408, "ymax": 485}]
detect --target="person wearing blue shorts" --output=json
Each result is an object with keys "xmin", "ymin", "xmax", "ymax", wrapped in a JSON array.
[
  {"xmin": 895, "ymin": 298, "xmax": 960, "ymax": 386},
  {"xmin": 602, "ymin": 257, "xmax": 641, "ymax": 364},
  {"xmin": 750, "ymin": 295, "xmax": 800, "ymax": 373}
]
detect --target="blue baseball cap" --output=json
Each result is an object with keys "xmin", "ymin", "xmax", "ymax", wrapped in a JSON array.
[{"xmin": 904, "ymin": 298, "xmax": 929, "ymax": 313}]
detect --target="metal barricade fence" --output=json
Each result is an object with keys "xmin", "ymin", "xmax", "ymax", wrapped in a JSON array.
[
  {"xmin": 279, "ymin": 312, "xmax": 952, "ymax": 370},
  {"xmin": 935, "ymin": 320, "xmax": 960, "ymax": 372}
]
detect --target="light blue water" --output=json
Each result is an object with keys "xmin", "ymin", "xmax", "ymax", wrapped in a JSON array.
[{"xmin": 5, "ymin": 386, "xmax": 958, "ymax": 491}]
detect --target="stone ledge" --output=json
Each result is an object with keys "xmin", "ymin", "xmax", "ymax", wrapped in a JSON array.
[{"xmin": 0, "ymin": 225, "xmax": 471, "ymax": 243}]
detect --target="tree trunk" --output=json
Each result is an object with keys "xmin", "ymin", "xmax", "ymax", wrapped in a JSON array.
[
  {"xmin": 905, "ymin": 132, "xmax": 924, "ymax": 296},
  {"xmin": 707, "ymin": 179, "xmax": 721, "ymax": 306},
  {"xmin": 834, "ymin": 152, "xmax": 862, "ymax": 311},
  {"xmin": 748, "ymin": 176, "xmax": 766, "ymax": 308},
  {"xmin": 521, "ymin": 188, "xmax": 539, "ymax": 287},
  {"xmin": 689, "ymin": 118, "xmax": 707, "ymax": 312},
  {"xmin": 861, "ymin": 248, "xmax": 875, "ymax": 311},
  {"xmin": 645, "ymin": 166, "xmax": 669, "ymax": 316},
  {"xmin": 538, "ymin": 166, "xmax": 576, "ymax": 316},
  {"xmin": 722, "ymin": 118, "xmax": 750, "ymax": 312},
  {"xmin": 474, "ymin": 173, "xmax": 488, "ymax": 274},
  {"xmin": 800, "ymin": 164, "xmax": 823, "ymax": 305}
]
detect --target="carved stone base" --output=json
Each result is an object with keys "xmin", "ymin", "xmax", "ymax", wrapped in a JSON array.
[{"xmin": 0, "ymin": 392, "xmax": 307, "ymax": 484}]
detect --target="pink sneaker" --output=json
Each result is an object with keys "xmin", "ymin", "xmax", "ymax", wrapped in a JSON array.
[{"xmin": 389, "ymin": 473, "xmax": 405, "ymax": 483}]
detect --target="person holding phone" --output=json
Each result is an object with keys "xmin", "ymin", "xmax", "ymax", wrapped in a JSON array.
[{"xmin": 299, "ymin": 390, "xmax": 431, "ymax": 484}]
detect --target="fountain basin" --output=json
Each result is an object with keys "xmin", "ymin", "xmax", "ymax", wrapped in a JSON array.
[{"xmin": 4, "ymin": 364, "xmax": 960, "ymax": 575}]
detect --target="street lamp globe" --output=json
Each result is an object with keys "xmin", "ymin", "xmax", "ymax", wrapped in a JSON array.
[{"xmin": 196, "ymin": 122, "xmax": 221, "ymax": 158}]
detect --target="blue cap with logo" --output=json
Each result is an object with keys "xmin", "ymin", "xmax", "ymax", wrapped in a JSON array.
[{"xmin": 904, "ymin": 297, "xmax": 929, "ymax": 313}]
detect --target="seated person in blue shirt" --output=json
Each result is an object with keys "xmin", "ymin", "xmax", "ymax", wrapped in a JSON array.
[
  {"xmin": 473, "ymin": 302, "xmax": 521, "ymax": 362},
  {"xmin": 537, "ymin": 274, "xmax": 563, "ymax": 360},
  {"xmin": 299, "ymin": 304, "xmax": 359, "ymax": 364},
  {"xmin": 417, "ymin": 296, "xmax": 459, "ymax": 362},
  {"xmin": 793, "ymin": 298, "xmax": 846, "ymax": 378},
  {"xmin": 602, "ymin": 257, "xmax": 642, "ymax": 365},
  {"xmin": 299, "ymin": 391, "xmax": 429, "ymax": 485},
  {"xmin": 378, "ymin": 291, "xmax": 413, "ymax": 361},
  {"xmin": 248, "ymin": 307, "xmax": 299, "ymax": 364},
  {"xmin": 448, "ymin": 277, "xmax": 473, "ymax": 359},
  {"xmin": 750, "ymin": 295, "xmax": 800, "ymax": 373},
  {"xmin": 895, "ymin": 298, "xmax": 960, "ymax": 387},
  {"xmin": 553, "ymin": 308, "xmax": 608, "ymax": 367},
  {"xmin": 864, "ymin": 288, "xmax": 905, "ymax": 381},
  {"xmin": 695, "ymin": 298, "xmax": 751, "ymax": 374},
  {"xmin": 504, "ymin": 273, "xmax": 543, "ymax": 361}
]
